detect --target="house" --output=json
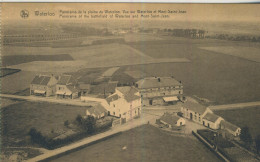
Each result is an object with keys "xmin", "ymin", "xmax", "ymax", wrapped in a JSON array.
[
  {"xmin": 79, "ymin": 83, "xmax": 91, "ymax": 96},
  {"xmin": 159, "ymin": 112, "xmax": 185, "ymax": 128},
  {"xmin": 135, "ymin": 76, "xmax": 183, "ymax": 106},
  {"xmin": 106, "ymin": 86, "xmax": 141, "ymax": 123},
  {"xmin": 30, "ymin": 74, "xmax": 58, "ymax": 97},
  {"xmin": 220, "ymin": 120, "xmax": 241, "ymax": 137},
  {"xmin": 56, "ymin": 74, "xmax": 80, "ymax": 99},
  {"xmin": 86, "ymin": 104, "xmax": 107, "ymax": 119},
  {"xmin": 202, "ymin": 112, "xmax": 224, "ymax": 130},
  {"xmin": 181, "ymin": 100, "xmax": 213, "ymax": 124}
]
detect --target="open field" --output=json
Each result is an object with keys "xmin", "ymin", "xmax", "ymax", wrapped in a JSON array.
[
  {"xmin": 214, "ymin": 106, "xmax": 260, "ymax": 138},
  {"xmin": 2, "ymin": 54, "xmax": 73, "ymax": 66},
  {"xmin": 1, "ymin": 101, "xmax": 87, "ymax": 147},
  {"xmin": 7, "ymin": 43, "xmax": 189, "ymax": 73},
  {"xmin": 0, "ymin": 68, "xmax": 21, "ymax": 77},
  {"xmin": 200, "ymin": 46, "xmax": 260, "ymax": 63},
  {"xmin": 127, "ymin": 38, "xmax": 260, "ymax": 104},
  {"xmin": 0, "ymin": 70, "xmax": 59, "ymax": 94},
  {"xmin": 51, "ymin": 125, "xmax": 220, "ymax": 162}
]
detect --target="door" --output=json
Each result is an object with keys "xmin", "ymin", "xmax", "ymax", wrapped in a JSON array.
[
  {"xmin": 190, "ymin": 113, "xmax": 193, "ymax": 120},
  {"xmin": 149, "ymin": 99, "xmax": 153, "ymax": 105}
]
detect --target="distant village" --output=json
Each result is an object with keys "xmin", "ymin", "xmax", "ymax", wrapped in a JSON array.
[{"xmin": 30, "ymin": 73, "xmax": 241, "ymax": 138}]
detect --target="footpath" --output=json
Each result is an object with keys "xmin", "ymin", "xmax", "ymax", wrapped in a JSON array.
[{"xmin": 0, "ymin": 94, "xmax": 98, "ymax": 107}]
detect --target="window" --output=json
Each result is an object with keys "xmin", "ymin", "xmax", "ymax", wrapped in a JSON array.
[
  {"xmin": 113, "ymin": 104, "xmax": 115, "ymax": 107},
  {"xmin": 208, "ymin": 123, "xmax": 210, "ymax": 128}
]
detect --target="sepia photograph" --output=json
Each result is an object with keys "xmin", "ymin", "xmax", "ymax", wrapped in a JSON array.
[{"xmin": 1, "ymin": 3, "xmax": 260, "ymax": 162}]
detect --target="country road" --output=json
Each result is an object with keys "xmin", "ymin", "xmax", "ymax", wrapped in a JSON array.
[
  {"xmin": 0, "ymin": 94, "xmax": 98, "ymax": 107},
  {"xmin": 208, "ymin": 101, "xmax": 260, "ymax": 111}
]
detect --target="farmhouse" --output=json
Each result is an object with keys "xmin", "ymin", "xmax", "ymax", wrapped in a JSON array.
[
  {"xmin": 30, "ymin": 74, "xmax": 58, "ymax": 97},
  {"xmin": 159, "ymin": 112, "xmax": 185, "ymax": 128},
  {"xmin": 135, "ymin": 76, "xmax": 183, "ymax": 106},
  {"xmin": 202, "ymin": 112, "xmax": 224, "ymax": 130},
  {"xmin": 56, "ymin": 74, "xmax": 80, "ymax": 99},
  {"xmin": 220, "ymin": 120, "xmax": 241, "ymax": 137},
  {"xmin": 86, "ymin": 104, "xmax": 107, "ymax": 119},
  {"xmin": 181, "ymin": 100, "xmax": 212, "ymax": 124},
  {"xmin": 106, "ymin": 86, "xmax": 141, "ymax": 123}
]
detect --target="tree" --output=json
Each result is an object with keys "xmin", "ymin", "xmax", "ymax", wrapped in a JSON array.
[
  {"xmin": 240, "ymin": 126, "xmax": 253, "ymax": 146},
  {"xmin": 76, "ymin": 115, "xmax": 83, "ymax": 126},
  {"xmin": 83, "ymin": 116, "xmax": 96, "ymax": 134},
  {"xmin": 255, "ymin": 135, "xmax": 260, "ymax": 154}
]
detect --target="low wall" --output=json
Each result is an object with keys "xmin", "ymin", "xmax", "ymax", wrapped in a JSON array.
[{"xmin": 192, "ymin": 131, "xmax": 230, "ymax": 162}]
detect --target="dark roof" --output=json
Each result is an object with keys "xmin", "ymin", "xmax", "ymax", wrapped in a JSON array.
[
  {"xmin": 79, "ymin": 84, "xmax": 91, "ymax": 90},
  {"xmin": 160, "ymin": 113, "xmax": 181, "ymax": 126},
  {"xmin": 90, "ymin": 82, "xmax": 117, "ymax": 94},
  {"xmin": 182, "ymin": 101, "xmax": 207, "ymax": 114},
  {"xmin": 31, "ymin": 75, "xmax": 51, "ymax": 85},
  {"xmin": 87, "ymin": 104, "xmax": 107, "ymax": 116},
  {"xmin": 67, "ymin": 85, "xmax": 80, "ymax": 93},
  {"xmin": 116, "ymin": 86, "xmax": 140, "ymax": 102},
  {"xmin": 57, "ymin": 75, "xmax": 77, "ymax": 85},
  {"xmin": 136, "ymin": 77, "xmax": 181, "ymax": 89},
  {"xmin": 106, "ymin": 94, "xmax": 120, "ymax": 104},
  {"xmin": 203, "ymin": 113, "xmax": 222, "ymax": 123},
  {"xmin": 220, "ymin": 120, "xmax": 240, "ymax": 132}
]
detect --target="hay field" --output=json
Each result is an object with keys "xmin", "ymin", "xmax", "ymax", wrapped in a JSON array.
[
  {"xmin": 7, "ymin": 44, "xmax": 189, "ymax": 73},
  {"xmin": 200, "ymin": 46, "xmax": 260, "ymax": 63}
]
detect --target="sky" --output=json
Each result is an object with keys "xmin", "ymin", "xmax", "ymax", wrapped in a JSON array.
[{"xmin": 2, "ymin": 3, "xmax": 260, "ymax": 23}]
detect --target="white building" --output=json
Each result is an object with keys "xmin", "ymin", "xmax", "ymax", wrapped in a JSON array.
[
  {"xmin": 159, "ymin": 112, "xmax": 185, "ymax": 128},
  {"xmin": 86, "ymin": 104, "xmax": 107, "ymax": 119},
  {"xmin": 202, "ymin": 112, "xmax": 224, "ymax": 130},
  {"xmin": 181, "ymin": 100, "xmax": 212, "ymax": 124},
  {"xmin": 106, "ymin": 86, "xmax": 141, "ymax": 123},
  {"xmin": 220, "ymin": 120, "xmax": 241, "ymax": 137}
]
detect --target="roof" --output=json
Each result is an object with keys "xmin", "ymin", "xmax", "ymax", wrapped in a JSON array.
[
  {"xmin": 106, "ymin": 94, "xmax": 120, "ymax": 104},
  {"xmin": 67, "ymin": 85, "xmax": 80, "ymax": 93},
  {"xmin": 136, "ymin": 77, "xmax": 181, "ymax": 89},
  {"xmin": 31, "ymin": 75, "xmax": 55, "ymax": 85},
  {"xmin": 87, "ymin": 104, "xmax": 107, "ymax": 116},
  {"xmin": 203, "ymin": 112, "xmax": 222, "ymax": 123},
  {"xmin": 160, "ymin": 113, "xmax": 182, "ymax": 126},
  {"xmin": 90, "ymin": 82, "xmax": 117, "ymax": 94},
  {"xmin": 116, "ymin": 86, "xmax": 140, "ymax": 102},
  {"xmin": 220, "ymin": 120, "xmax": 240, "ymax": 132},
  {"xmin": 163, "ymin": 96, "xmax": 179, "ymax": 102},
  {"xmin": 79, "ymin": 83, "xmax": 91, "ymax": 90},
  {"xmin": 182, "ymin": 101, "xmax": 207, "ymax": 115},
  {"xmin": 57, "ymin": 74, "xmax": 77, "ymax": 85}
]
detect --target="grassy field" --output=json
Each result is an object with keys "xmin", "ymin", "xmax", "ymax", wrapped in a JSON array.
[
  {"xmin": 214, "ymin": 107, "xmax": 260, "ymax": 139},
  {"xmin": 1, "ymin": 101, "xmax": 87, "ymax": 147},
  {"xmin": 199, "ymin": 46, "xmax": 260, "ymax": 63},
  {"xmin": 127, "ymin": 38, "xmax": 260, "ymax": 104},
  {"xmin": 2, "ymin": 54, "xmax": 73, "ymax": 66},
  {"xmin": 0, "ymin": 68, "xmax": 21, "ymax": 77},
  {"xmin": 51, "ymin": 125, "xmax": 220, "ymax": 162}
]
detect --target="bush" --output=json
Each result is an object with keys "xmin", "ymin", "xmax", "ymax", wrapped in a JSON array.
[
  {"xmin": 64, "ymin": 120, "xmax": 69, "ymax": 127},
  {"xmin": 240, "ymin": 127, "xmax": 253, "ymax": 146}
]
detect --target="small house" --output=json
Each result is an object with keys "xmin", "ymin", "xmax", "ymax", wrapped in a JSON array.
[
  {"xmin": 202, "ymin": 112, "xmax": 224, "ymax": 130},
  {"xmin": 56, "ymin": 74, "xmax": 80, "ymax": 99},
  {"xmin": 86, "ymin": 104, "xmax": 107, "ymax": 119},
  {"xmin": 181, "ymin": 100, "xmax": 213, "ymax": 124},
  {"xmin": 30, "ymin": 74, "xmax": 58, "ymax": 97},
  {"xmin": 159, "ymin": 112, "xmax": 185, "ymax": 128},
  {"xmin": 220, "ymin": 120, "xmax": 241, "ymax": 137}
]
